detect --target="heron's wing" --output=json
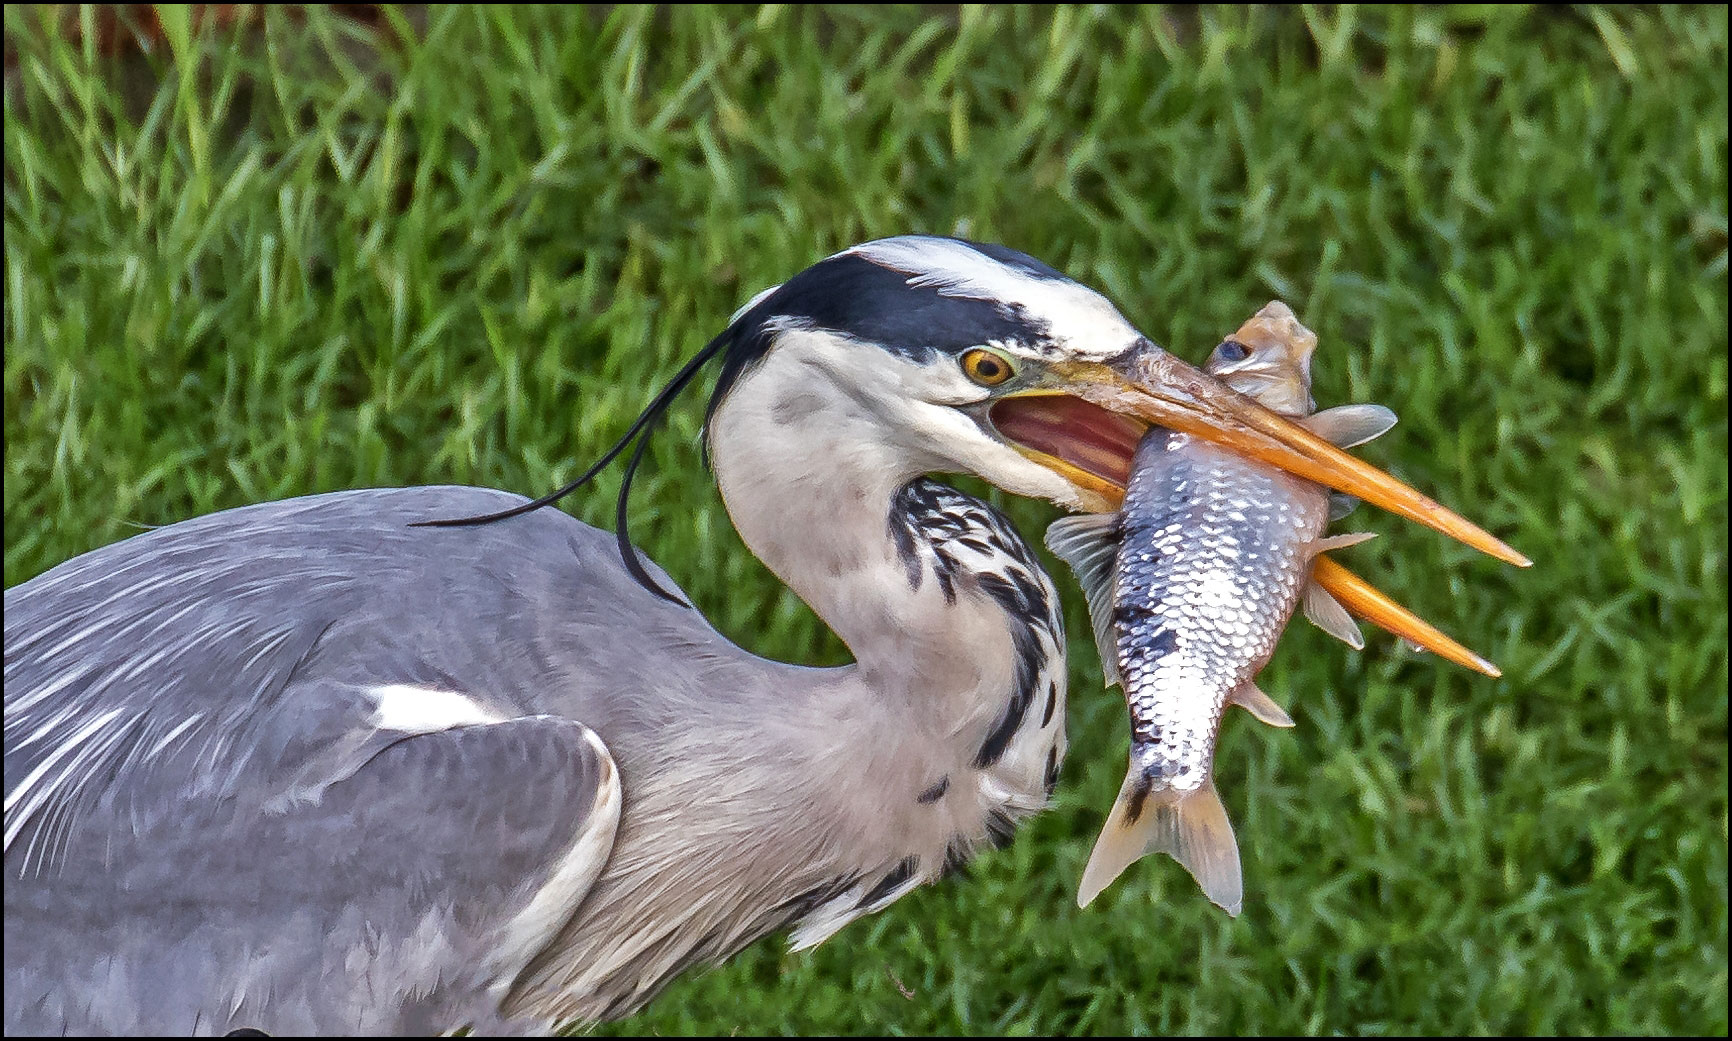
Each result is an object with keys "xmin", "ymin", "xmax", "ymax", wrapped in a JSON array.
[
  {"xmin": 2, "ymin": 487, "xmax": 690, "ymax": 1034},
  {"xmin": 3, "ymin": 486, "xmax": 697, "ymax": 859},
  {"xmin": 280, "ymin": 711, "xmax": 622, "ymax": 1028},
  {"xmin": 9, "ymin": 693, "xmax": 621, "ymax": 1036}
]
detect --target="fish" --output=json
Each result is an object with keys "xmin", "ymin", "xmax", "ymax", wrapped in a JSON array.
[{"xmin": 1045, "ymin": 301, "xmax": 1397, "ymax": 914}]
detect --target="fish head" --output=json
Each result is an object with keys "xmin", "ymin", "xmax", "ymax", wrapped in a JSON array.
[{"xmin": 1202, "ymin": 301, "xmax": 1317, "ymax": 417}]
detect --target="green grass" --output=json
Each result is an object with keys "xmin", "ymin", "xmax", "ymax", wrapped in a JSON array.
[{"xmin": 5, "ymin": 4, "xmax": 1726, "ymax": 1035}]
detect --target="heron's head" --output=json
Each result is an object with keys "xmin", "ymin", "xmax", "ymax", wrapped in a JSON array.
[
  {"xmin": 702, "ymin": 235, "xmax": 1158, "ymax": 513},
  {"xmin": 692, "ymin": 237, "xmax": 1519, "ymax": 570}
]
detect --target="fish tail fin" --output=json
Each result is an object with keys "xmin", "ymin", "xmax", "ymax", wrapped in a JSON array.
[{"xmin": 1077, "ymin": 771, "xmax": 1243, "ymax": 916}]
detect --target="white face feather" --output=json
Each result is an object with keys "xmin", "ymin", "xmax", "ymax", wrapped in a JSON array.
[{"xmin": 751, "ymin": 326, "xmax": 1088, "ymax": 507}]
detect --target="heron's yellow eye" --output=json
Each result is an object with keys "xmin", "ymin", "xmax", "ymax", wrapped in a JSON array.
[{"xmin": 960, "ymin": 348, "xmax": 1015, "ymax": 387}]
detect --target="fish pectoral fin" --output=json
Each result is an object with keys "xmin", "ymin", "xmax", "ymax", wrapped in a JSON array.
[
  {"xmin": 1301, "ymin": 403, "xmax": 1399, "ymax": 449},
  {"xmin": 1303, "ymin": 577, "xmax": 1365, "ymax": 650},
  {"xmin": 1328, "ymin": 492, "xmax": 1360, "ymax": 522},
  {"xmin": 1078, "ymin": 772, "xmax": 1243, "ymax": 916},
  {"xmin": 1044, "ymin": 513, "xmax": 1122, "ymax": 687},
  {"xmin": 1230, "ymin": 681, "xmax": 1295, "ymax": 728},
  {"xmin": 1314, "ymin": 531, "xmax": 1378, "ymax": 553}
]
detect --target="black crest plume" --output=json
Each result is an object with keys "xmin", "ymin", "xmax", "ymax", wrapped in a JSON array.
[{"xmin": 411, "ymin": 291, "xmax": 784, "ymax": 605}]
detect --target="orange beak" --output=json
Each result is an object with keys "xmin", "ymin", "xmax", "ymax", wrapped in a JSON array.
[
  {"xmin": 1026, "ymin": 350, "xmax": 1530, "ymax": 568},
  {"xmin": 988, "ymin": 344, "xmax": 1513, "ymax": 674}
]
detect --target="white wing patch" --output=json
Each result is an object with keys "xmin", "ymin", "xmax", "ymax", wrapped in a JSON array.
[{"xmin": 367, "ymin": 684, "xmax": 505, "ymax": 734}]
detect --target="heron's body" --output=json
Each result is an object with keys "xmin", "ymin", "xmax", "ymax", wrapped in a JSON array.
[{"xmin": 4, "ymin": 480, "xmax": 1062, "ymax": 1034}]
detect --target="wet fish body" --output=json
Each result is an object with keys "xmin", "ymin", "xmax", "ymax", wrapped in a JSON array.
[{"xmin": 1047, "ymin": 302, "xmax": 1394, "ymax": 913}]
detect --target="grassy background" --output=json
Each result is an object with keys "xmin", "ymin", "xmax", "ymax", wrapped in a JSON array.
[{"xmin": 4, "ymin": 4, "xmax": 1726, "ymax": 1034}]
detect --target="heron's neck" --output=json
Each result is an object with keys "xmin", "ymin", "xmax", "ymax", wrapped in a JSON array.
[
  {"xmin": 542, "ymin": 355, "xmax": 1069, "ymax": 1008},
  {"xmin": 705, "ymin": 360, "xmax": 1059, "ymax": 741},
  {"xmin": 708, "ymin": 394, "xmax": 963, "ymax": 685}
]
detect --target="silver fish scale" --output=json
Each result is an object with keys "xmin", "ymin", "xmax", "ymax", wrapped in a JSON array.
[{"xmin": 1115, "ymin": 429, "xmax": 1328, "ymax": 794}]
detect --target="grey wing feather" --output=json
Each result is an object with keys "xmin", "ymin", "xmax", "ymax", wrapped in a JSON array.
[
  {"xmin": 7, "ymin": 708, "xmax": 619, "ymax": 1036},
  {"xmin": 5, "ymin": 487, "xmax": 700, "ymax": 854}
]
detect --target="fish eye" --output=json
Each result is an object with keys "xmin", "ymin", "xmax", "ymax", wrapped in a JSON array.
[
  {"xmin": 1212, "ymin": 339, "xmax": 1251, "ymax": 364},
  {"xmin": 960, "ymin": 348, "xmax": 1015, "ymax": 387}
]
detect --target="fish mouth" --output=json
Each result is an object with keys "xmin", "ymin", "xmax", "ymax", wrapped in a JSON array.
[{"xmin": 991, "ymin": 345, "xmax": 1530, "ymax": 568}]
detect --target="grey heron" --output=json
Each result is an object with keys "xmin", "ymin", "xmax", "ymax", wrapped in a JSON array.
[{"xmin": 3, "ymin": 235, "xmax": 1523, "ymax": 1035}]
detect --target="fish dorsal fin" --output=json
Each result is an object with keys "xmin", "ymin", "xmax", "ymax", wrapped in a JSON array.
[
  {"xmin": 1303, "ymin": 578, "xmax": 1364, "ymax": 650},
  {"xmin": 1314, "ymin": 531, "xmax": 1378, "ymax": 553},
  {"xmin": 1229, "ymin": 681, "xmax": 1295, "ymax": 728},
  {"xmin": 1302, "ymin": 403, "xmax": 1398, "ymax": 449},
  {"xmin": 1044, "ymin": 513, "xmax": 1121, "ymax": 687},
  {"xmin": 1329, "ymin": 492, "xmax": 1360, "ymax": 522}
]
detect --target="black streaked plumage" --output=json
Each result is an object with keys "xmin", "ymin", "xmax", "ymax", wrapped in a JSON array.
[
  {"xmin": 887, "ymin": 479, "xmax": 1064, "ymax": 771},
  {"xmin": 916, "ymin": 777, "xmax": 950, "ymax": 804}
]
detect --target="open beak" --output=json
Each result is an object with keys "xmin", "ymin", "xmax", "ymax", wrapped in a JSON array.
[{"xmin": 991, "ymin": 346, "xmax": 1530, "ymax": 568}]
